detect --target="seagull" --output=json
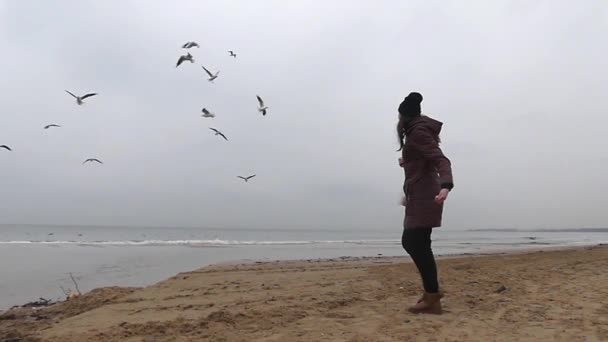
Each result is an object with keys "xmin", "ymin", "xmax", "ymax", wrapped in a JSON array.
[
  {"xmin": 209, "ymin": 128, "xmax": 228, "ymax": 141},
  {"xmin": 228, "ymin": 50, "xmax": 237, "ymax": 58},
  {"xmin": 256, "ymin": 95, "xmax": 268, "ymax": 116},
  {"xmin": 237, "ymin": 175, "xmax": 256, "ymax": 182},
  {"xmin": 65, "ymin": 90, "xmax": 97, "ymax": 105},
  {"xmin": 176, "ymin": 52, "xmax": 194, "ymax": 67},
  {"xmin": 182, "ymin": 42, "xmax": 199, "ymax": 49},
  {"xmin": 83, "ymin": 158, "xmax": 103, "ymax": 164},
  {"xmin": 202, "ymin": 66, "xmax": 220, "ymax": 82},
  {"xmin": 0, "ymin": 145, "xmax": 11, "ymax": 151},
  {"xmin": 44, "ymin": 124, "xmax": 61, "ymax": 129},
  {"xmin": 201, "ymin": 108, "xmax": 215, "ymax": 118}
]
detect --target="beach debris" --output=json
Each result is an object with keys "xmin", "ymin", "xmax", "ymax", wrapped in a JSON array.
[
  {"xmin": 495, "ymin": 284, "xmax": 507, "ymax": 293},
  {"xmin": 69, "ymin": 272, "xmax": 82, "ymax": 296},
  {"xmin": 59, "ymin": 280, "xmax": 81, "ymax": 301},
  {"xmin": 256, "ymin": 95, "xmax": 268, "ymax": 116},
  {"xmin": 176, "ymin": 52, "xmax": 194, "ymax": 67},
  {"xmin": 21, "ymin": 297, "xmax": 55, "ymax": 308},
  {"xmin": 65, "ymin": 90, "xmax": 97, "ymax": 105},
  {"xmin": 202, "ymin": 65, "xmax": 220, "ymax": 82}
]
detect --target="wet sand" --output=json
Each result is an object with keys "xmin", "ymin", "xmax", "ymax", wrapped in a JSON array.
[{"xmin": 1, "ymin": 245, "xmax": 607, "ymax": 341}]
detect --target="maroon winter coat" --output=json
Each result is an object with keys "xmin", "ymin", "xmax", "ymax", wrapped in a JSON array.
[{"xmin": 401, "ymin": 116, "xmax": 453, "ymax": 229}]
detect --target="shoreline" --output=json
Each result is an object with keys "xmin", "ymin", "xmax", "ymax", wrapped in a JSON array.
[
  {"xmin": 193, "ymin": 242, "xmax": 606, "ymax": 269},
  {"xmin": 2, "ymin": 244, "xmax": 607, "ymax": 341},
  {"xmin": 1, "ymin": 242, "xmax": 604, "ymax": 312}
]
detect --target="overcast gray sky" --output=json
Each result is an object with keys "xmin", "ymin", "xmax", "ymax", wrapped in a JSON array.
[{"xmin": 0, "ymin": 0, "xmax": 606, "ymax": 230}]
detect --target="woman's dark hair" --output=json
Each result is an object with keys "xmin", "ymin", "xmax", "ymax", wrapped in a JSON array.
[{"xmin": 397, "ymin": 92, "xmax": 423, "ymax": 151}]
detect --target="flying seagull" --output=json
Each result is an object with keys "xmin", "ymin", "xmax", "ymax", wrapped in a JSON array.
[
  {"xmin": 228, "ymin": 50, "xmax": 237, "ymax": 58},
  {"xmin": 256, "ymin": 95, "xmax": 268, "ymax": 116},
  {"xmin": 0, "ymin": 145, "xmax": 12, "ymax": 151},
  {"xmin": 83, "ymin": 158, "xmax": 103, "ymax": 164},
  {"xmin": 201, "ymin": 108, "xmax": 215, "ymax": 118},
  {"xmin": 209, "ymin": 128, "xmax": 228, "ymax": 141},
  {"xmin": 182, "ymin": 41, "xmax": 199, "ymax": 49},
  {"xmin": 65, "ymin": 90, "xmax": 97, "ymax": 105},
  {"xmin": 237, "ymin": 175, "xmax": 256, "ymax": 182},
  {"xmin": 176, "ymin": 52, "xmax": 194, "ymax": 67},
  {"xmin": 202, "ymin": 66, "xmax": 220, "ymax": 82},
  {"xmin": 44, "ymin": 124, "xmax": 61, "ymax": 129}
]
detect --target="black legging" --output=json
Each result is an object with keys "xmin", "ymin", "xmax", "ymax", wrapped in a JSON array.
[{"xmin": 401, "ymin": 228, "xmax": 439, "ymax": 293}]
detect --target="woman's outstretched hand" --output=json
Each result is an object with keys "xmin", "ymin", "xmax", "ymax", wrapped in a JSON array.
[{"xmin": 435, "ymin": 189, "xmax": 450, "ymax": 204}]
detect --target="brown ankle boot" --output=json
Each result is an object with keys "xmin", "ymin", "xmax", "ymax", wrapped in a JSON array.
[
  {"xmin": 414, "ymin": 291, "xmax": 444, "ymax": 304},
  {"xmin": 408, "ymin": 292, "xmax": 443, "ymax": 314}
]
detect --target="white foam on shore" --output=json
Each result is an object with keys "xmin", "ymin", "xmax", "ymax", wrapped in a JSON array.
[{"xmin": 0, "ymin": 239, "xmax": 401, "ymax": 247}]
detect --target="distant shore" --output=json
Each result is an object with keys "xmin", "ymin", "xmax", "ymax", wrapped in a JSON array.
[{"xmin": 1, "ymin": 244, "xmax": 607, "ymax": 341}]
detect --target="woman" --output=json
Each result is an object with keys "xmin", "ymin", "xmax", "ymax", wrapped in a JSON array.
[{"xmin": 397, "ymin": 92, "xmax": 453, "ymax": 314}]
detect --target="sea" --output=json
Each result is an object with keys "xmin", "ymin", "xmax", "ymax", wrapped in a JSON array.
[{"xmin": 1, "ymin": 224, "xmax": 606, "ymax": 310}]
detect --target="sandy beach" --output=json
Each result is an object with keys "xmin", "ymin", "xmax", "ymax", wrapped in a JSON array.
[{"xmin": 1, "ymin": 245, "xmax": 607, "ymax": 342}]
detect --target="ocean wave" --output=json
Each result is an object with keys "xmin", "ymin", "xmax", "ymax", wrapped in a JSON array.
[{"xmin": 0, "ymin": 239, "xmax": 400, "ymax": 247}]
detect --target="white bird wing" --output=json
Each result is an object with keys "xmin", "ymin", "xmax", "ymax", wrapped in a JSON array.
[
  {"xmin": 256, "ymin": 95, "xmax": 264, "ymax": 107},
  {"xmin": 176, "ymin": 56, "xmax": 186, "ymax": 67},
  {"xmin": 246, "ymin": 175, "xmax": 256, "ymax": 180},
  {"xmin": 202, "ymin": 66, "xmax": 214, "ymax": 77},
  {"xmin": 65, "ymin": 90, "xmax": 78, "ymax": 99}
]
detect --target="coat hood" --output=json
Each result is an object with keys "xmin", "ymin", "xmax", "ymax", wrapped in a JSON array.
[{"xmin": 405, "ymin": 115, "xmax": 443, "ymax": 137}]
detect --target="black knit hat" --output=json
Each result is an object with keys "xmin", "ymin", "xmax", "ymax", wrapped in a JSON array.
[{"xmin": 398, "ymin": 92, "xmax": 423, "ymax": 115}]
